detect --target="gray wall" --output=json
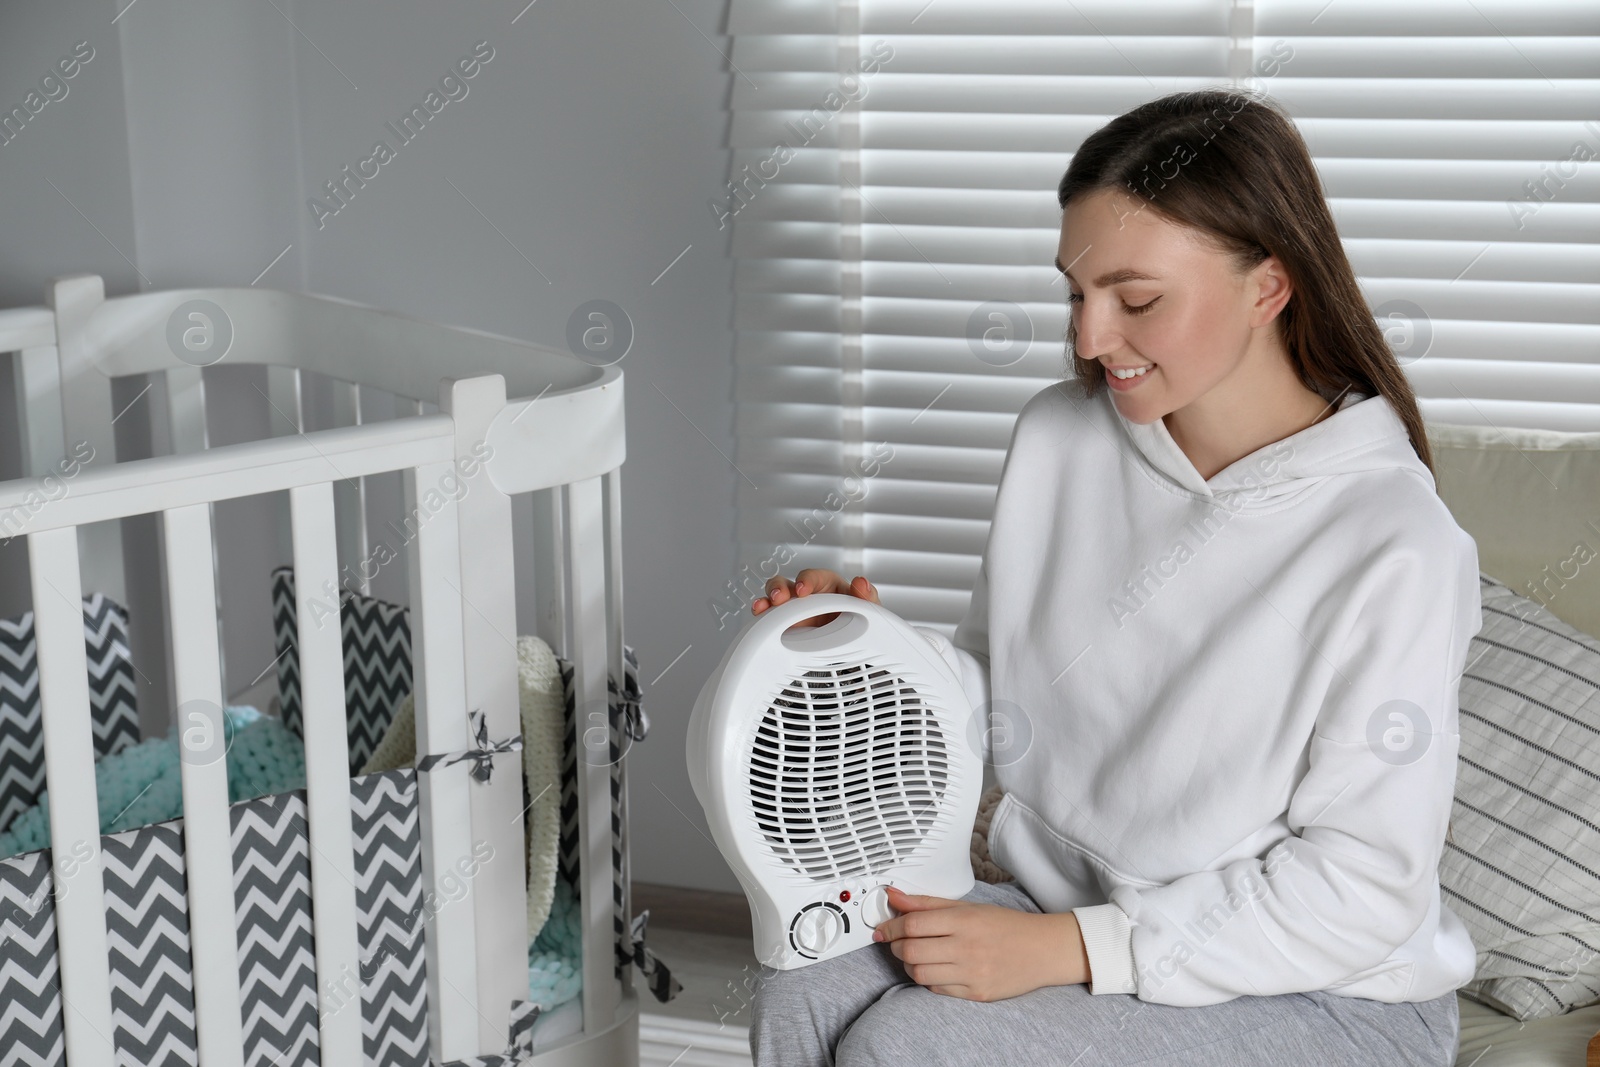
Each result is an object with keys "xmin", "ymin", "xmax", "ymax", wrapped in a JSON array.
[
  {"xmin": 0, "ymin": 0, "xmax": 139, "ymax": 610},
  {"xmin": 0, "ymin": 0, "xmax": 744, "ymax": 892}
]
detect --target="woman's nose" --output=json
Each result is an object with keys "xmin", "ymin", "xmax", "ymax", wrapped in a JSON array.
[{"xmin": 1073, "ymin": 296, "xmax": 1120, "ymax": 361}]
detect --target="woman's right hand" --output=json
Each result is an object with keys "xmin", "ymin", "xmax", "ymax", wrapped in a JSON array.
[{"xmin": 752, "ymin": 569, "xmax": 881, "ymax": 630}]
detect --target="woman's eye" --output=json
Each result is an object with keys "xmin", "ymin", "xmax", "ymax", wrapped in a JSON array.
[{"xmin": 1065, "ymin": 292, "xmax": 1160, "ymax": 315}]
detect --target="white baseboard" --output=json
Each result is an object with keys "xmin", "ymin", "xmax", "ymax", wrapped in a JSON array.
[{"xmin": 640, "ymin": 1012, "xmax": 753, "ymax": 1067}]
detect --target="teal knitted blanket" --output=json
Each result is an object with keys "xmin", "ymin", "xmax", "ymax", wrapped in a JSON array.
[
  {"xmin": 0, "ymin": 706, "xmax": 305, "ymax": 854},
  {"xmin": 0, "ymin": 705, "xmax": 583, "ymax": 1012}
]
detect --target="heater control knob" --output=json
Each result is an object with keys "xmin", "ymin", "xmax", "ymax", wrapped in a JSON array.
[
  {"xmin": 791, "ymin": 902, "xmax": 846, "ymax": 955},
  {"xmin": 861, "ymin": 885, "xmax": 897, "ymax": 928}
]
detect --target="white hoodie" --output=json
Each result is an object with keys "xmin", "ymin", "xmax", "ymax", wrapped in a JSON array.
[{"xmin": 916, "ymin": 378, "xmax": 1481, "ymax": 1007}]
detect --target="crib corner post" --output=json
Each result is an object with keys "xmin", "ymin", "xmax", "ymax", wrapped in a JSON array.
[
  {"xmin": 564, "ymin": 470, "xmax": 625, "ymax": 1035},
  {"xmin": 440, "ymin": 374, "xmax": 531, "ymax": 1052},
  {"xmin": 46, "ymin": 274, "xmax": 110, "ymax": 467},
  {"xmin": 47, "ymin": 274, "xmax": 127, "ymax": 610}
]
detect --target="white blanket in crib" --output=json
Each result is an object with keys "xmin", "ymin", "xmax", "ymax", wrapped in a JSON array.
[{"xmin": 362, "ymin": 634, "xmax": 565, "ymax": 938}]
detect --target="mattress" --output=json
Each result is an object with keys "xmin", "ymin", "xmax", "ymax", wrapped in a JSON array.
[
  {"xmin": 530, "ymin": 995, "xmax": 585, "ymax": 1052},
  {"xmin": 1456, "ymin": 992, "xmax": 1600, "ymax": 1066}
]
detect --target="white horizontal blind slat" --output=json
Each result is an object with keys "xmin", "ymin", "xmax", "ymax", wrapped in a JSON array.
[
  {"xmin": 729, "ymin": 0, "xmax": 1229, "ymax": 619},
  {"xmin": 731, "ymin": 0, "xmax": 1600, "ymax": 628},
  {"xmin": 1258, "ymin": 0, "xmax": 1600, "ymax": 432}
]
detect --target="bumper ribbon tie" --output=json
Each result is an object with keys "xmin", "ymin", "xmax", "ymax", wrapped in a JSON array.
[{"xmin": 417, "ymin": 709, "xmax": 523, "ymax": 784}]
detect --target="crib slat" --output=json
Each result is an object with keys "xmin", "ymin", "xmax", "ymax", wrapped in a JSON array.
[
  {"xmin": 530, "ymin": 487, "xmax": 568, "ymax": 658},
  {"xmin": 605, "ymin": 466, "xmax": 634, "ymax": 998},
  {"xmin": 163, "ymin": 368, "xmax": 233, "ymax": 705},
  {"xmin": 405, "ymin": 462, "xmax": 482, "ymax": 1061},
  {"xmin": 566, "ymin": 474, "xmax": 622, "ymax": 1032},
  {"xmin": 14, "ymin": 344, "xmax": 66, "ymax": 477},
  {"xmin": 266, "ymin": 365, "xmax": 305, "ymax": 665},
  {"xmin": 265, "ymin": 364, "xmax": 305, "ymax": 437},
  {"xmin": 51, "ymin": 275, "xmax": 126, "ymax": 608},
  {"xmin": 164, "ymin": 366, "xmax": 208, "ymax": 454},
  {"xmin": 331, "ymin": 381, "xmax": 372, "ymax": 596},
  {"xmin": 289, "ymin": 483, "xmax": 364, "ymax": 1064},
  {"xmin": 30, "ymin": 527, "xmax": 116, "ymax": 1067},
  {"xmin": 163, "ymin": 504, "xmax": 246, "ymax": 1067},
  {"xmin": 441, "ymin": 375, "xmax": 529, "ymax": 1051},
  {"xmin": 49, "ymin": 275, "xmax": 126, "ymax": 620}
]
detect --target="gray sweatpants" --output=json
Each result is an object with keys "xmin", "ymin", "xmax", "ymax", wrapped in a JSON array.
[{"xmin": 750, "ymin": 879, "xmax": 1460, "ymax": 1067}]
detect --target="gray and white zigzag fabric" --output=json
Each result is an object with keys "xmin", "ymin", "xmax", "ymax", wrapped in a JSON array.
[
  {"xmin": 0, "ymin": 770, "xmax": 430, "ymax": 1067},
  {"xmin": 102, "ymin": 821, "xmax": 198, "ymax": 1065},
  {"xmin": 435, "ymin": 999, "xmax": 541, "ymax": 1067},
  {"xmin": 230, "ymin": 772, "xmax": 432, "ymax": 1067},
  {"xmin": 0, "ymin": 850, "xmax": 64, "ymax": 1067},
  {"xmin": 628, "ymin": 908, "xmax": 684, "ymax": 1004},
  {"xmin": 232, "ymin": 791, "xmax": 320, "ymax": 1067},
  {"xmin": 351, "ymin": 771, "xmax": 428, "ymax": 1067},
  {"xmin": 271, "ymin": 567, "xmax": 413, "ymax": 774},
  {"xmin": 0, "ymin": 827, "xmax": 197, "ymax": 1067},
  {"xmin": 0, "ymin": 593, "xmax": 140, "ymax": 834}
]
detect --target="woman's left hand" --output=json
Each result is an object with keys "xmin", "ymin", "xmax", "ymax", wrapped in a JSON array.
[{"xmin": 871, "ymin": 885, "xmax": 1091, "ymax": 1001}]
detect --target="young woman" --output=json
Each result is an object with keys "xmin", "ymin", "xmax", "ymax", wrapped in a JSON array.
[{"xmin": 744, "ymin": 88, "xmax": 1476, "ymax": 1066}]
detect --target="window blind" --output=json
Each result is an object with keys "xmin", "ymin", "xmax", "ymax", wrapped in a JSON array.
[
  {"xmin": 1256, "ymin": 1, "xmax": 1600, "ymax": 431},
  {"xmin": 723, "ymin": 0, "xmax": 1600, "ymax": 634}
]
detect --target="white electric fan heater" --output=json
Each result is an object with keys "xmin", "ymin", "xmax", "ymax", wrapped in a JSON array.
[{"xmin": 687, "ymin": 593, "xmax": 982, "ymax": 970}]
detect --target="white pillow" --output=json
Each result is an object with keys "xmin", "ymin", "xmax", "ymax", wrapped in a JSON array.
[
  {"xmin": 1426, "ymin": 421, "xmax": 1600, "ymax": 642},
  {"xmin": 1442, "ymin": 573, "xmax": 1600, "ymax": 1020}
]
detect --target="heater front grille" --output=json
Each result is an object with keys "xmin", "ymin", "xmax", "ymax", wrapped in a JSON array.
[{"xmin": 747, "ymin": 660, "xmax": 953, "ymax": 882}]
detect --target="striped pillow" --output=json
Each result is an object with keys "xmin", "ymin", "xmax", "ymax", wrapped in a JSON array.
[{"xmin": 1442, "ymin": 573, "xmax": 1600, "ymax": 1020}]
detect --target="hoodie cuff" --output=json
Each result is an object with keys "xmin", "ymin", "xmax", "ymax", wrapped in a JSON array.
[{"xmin": 1070, "ymin": 903, "xmax": 1139, "ymax": 995}]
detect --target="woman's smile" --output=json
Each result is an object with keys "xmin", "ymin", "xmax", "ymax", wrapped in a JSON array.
[{"xmin": 1105, "ymin": 363, "xmax": 1155, "ymax": 390}]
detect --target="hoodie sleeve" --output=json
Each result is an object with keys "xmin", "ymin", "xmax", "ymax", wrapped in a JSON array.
[
  {"xmin": 1090, "ymin": 527, "xmax": 1482, "ymax": 1006},
  {"xmin": 914, "ymin": 553, "xmax": 994, "ymax": 761}
]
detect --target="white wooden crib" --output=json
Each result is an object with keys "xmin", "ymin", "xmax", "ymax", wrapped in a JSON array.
[{"xmin": 0, "ymin": 275, "xmax": 639, "ymax": 1065}]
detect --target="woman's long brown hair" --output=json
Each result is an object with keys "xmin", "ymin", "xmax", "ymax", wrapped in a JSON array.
[{"xmin": 1057, "ymin": 87, "xmax": 1434, "ymax": 475}]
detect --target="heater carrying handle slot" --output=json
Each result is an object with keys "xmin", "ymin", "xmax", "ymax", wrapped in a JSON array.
[
  {"xmin": 758, "ymin": 591, "xmax": 876, "ymax": 652},
  {"xmin": 776, "ymin": 600, "xmax": 870, "ymax": 653}
]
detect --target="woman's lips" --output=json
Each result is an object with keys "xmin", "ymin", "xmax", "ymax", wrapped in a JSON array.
[{"xmin": 1105, "ymin": 364, "xmax": 1154, "ymax": 391}]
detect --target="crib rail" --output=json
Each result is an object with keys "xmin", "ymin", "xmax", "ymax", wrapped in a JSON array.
[
  {"xmin": 2, "ymin": 278, "xmax": 636, "ymax": 1062},
  {"xmin": 5, "ymin": 277, "xmax": 622, "ymax": 693},
  {"xmin": 11, "ymin": 405, "xmax": 491, "ymax": 1065},
  {"xmin": 59, "ymin": 279, "xmax": 605, "ymax": 403},
  {"xmin": 0, "ymin": 387, "xmax": 638, "ymax": 1065}
]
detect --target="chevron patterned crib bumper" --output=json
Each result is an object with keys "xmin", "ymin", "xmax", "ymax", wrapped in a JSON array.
[
  {"xmin": 0, "ymin": 769, "xmax": 533, "ymax": 1067},
  {"xmin": 0, "ymin": 593, "xmax": 141, "ymax": 834}
]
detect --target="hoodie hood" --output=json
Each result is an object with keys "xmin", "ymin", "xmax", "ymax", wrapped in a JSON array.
[{"xmin": 1106, "ymin": 386, "xmax": 1432, "ymax": 509}]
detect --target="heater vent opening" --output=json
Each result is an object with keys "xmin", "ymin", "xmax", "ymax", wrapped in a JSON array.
[{"xmin": 748, "ymin": 660, "xmax": 952, "ymax": 881}]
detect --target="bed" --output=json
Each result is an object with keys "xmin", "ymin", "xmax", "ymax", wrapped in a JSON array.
[
  {"xmin": 1427, "ymin": 420, "xmax": 1600, "ymax": 1067},
  {"xmin": 0, "ymin": 274, "xmax": 645, "ymax": 1066}
]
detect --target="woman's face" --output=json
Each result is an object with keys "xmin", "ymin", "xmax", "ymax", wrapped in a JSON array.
[{"xmin": 1057, "ymin": 188, "xmax": 1292, "ymax": 425}]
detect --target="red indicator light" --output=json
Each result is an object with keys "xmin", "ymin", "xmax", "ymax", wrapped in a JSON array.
[{"xmin": 839, "ymin": 890, "xmax": 851, "ymax": 902}]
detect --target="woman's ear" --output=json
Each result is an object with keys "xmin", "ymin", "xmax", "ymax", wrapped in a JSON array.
[{"xmin": 1249, "ymin": 255, "xmax": 1294, "ymax": 329}]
